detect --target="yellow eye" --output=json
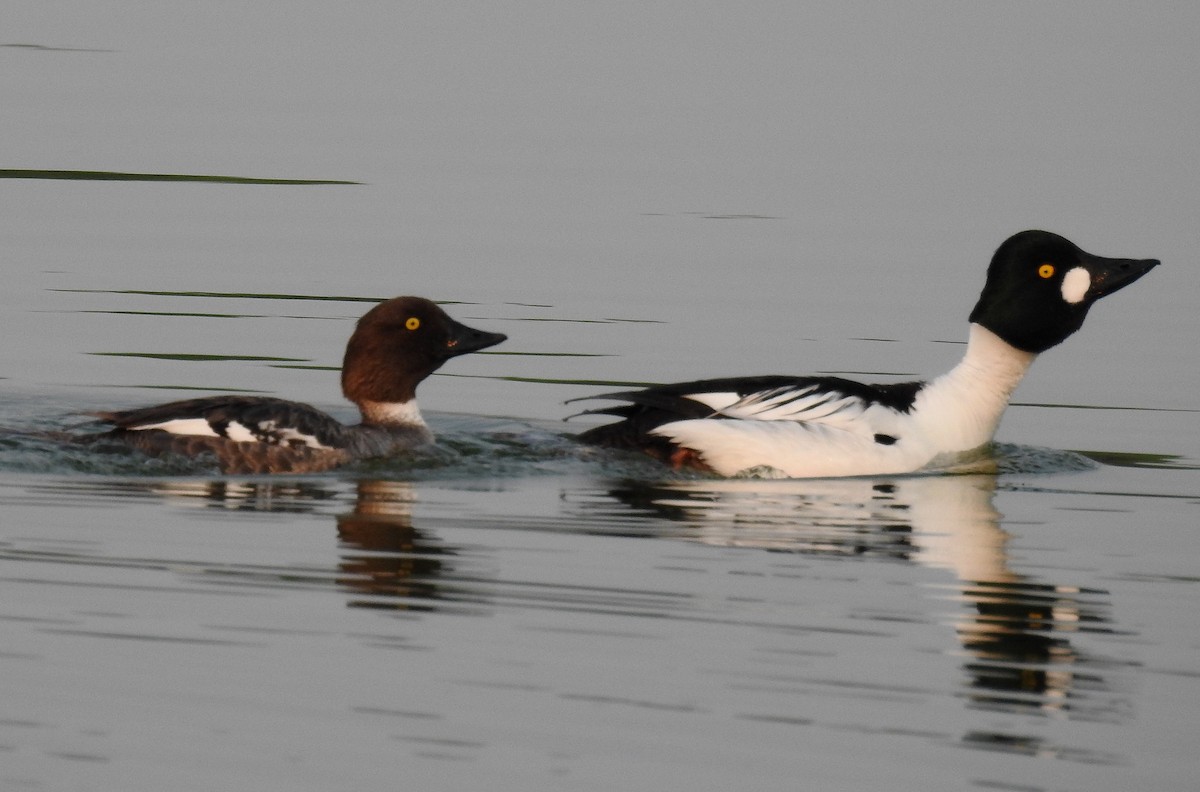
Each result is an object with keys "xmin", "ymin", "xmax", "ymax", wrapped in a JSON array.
[
  {"xmin": 1038, "ymin": 263, "xmax": 1055, "ymax": 279},
  {"xmin": 405, "ymin": 317, "xmax": 421, "ymax": 330}
]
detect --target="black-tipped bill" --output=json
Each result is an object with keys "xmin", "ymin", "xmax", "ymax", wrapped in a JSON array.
[
  {"xmin": 442, "ymin": 319, "xmax": 507, "ymax": 358},
  {"xmin": 1084, "ymin": 254, "xmax": 1160, "ymax": 302}
]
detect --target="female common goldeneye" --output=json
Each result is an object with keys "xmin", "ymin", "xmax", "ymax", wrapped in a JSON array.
[
  {"xmin": 572, "ymin": 230, "xmax": 1159, "ymax": 478},
  {"xmin": 89, "ymin": 296, "xmax": 506, "ymax": 474}
]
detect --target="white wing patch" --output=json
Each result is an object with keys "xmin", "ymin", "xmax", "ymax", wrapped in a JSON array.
[
  {"xmin": 224, "ymin": 421, "xmax": 258, "ymax": 443},
  {"xmin": 131, "ymin": 417, "xmax": 330, "ymax": 449},
  {"xmin": 683, "ymin": 392, "xmax": 742, "ymax": 412},
  {"xmin": 133, "ymin": 418, "xmax": 220, "ymax": 437},
  {"xmin": 255, "ymin": 420, "xmax": 330, "ymax": 449},
  {"xmin": 686, "ymin": 385, "xmax": 867, "ymax": 426}
]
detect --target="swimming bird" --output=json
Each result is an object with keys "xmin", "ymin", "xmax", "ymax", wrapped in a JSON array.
[
  {"xmin": 89, "ymin": 296, "xmax": 506, "ymax": 473},
  {"xmin": 571, "ymin": 230, "xmax": 1158, "ymax": 478}
]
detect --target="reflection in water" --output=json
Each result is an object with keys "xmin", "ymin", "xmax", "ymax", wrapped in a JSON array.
[
  {"xmin": 955, "ymin": 578, "xmax": 1115, "ymax": 719},
  {"xmin": 139, "ymin": 478, "xmax": 462, "ymax": 611},
  {"xmin": 566, "ymin": 474, "xmax": 1128, "ymax": 741},
  {"xmin": 13, "ymin": 477, "xmax": 463, "ymax": 612},
  {"xmin": 0, "ymin": 168, "xmax": 359, "ymax": 185},
  {"xmin": 335, "ymin": 480, "xmax": 455, "ymax": 611},
  {"xmin": 150, "ymin": 479, "xmax": 341, "ymax": 513},
  {"xmin": 7, "ymin": 468, "xmax": 1134, "ymax": 767}
]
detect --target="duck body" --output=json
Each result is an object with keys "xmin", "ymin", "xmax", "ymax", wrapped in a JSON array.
[
  {"xmin": 575, "ymin": 231, "xmax": 1159, "ymax": 478},
  {"xmin": 89, "ymin": 297, "xmax": 506, "ymax": 474},
  {"xmin": 92, "ymin": 395, "xmax": 430, "ymax": 474}
]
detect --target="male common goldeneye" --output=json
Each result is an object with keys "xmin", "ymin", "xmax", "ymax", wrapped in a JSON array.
[
  {"xmin": 572, "ymin": 230, "xmax": 1158, "ymax": 478},
  {"xmin": 89, "ymin": 296, "xmax": 506, "ymax": 473}
]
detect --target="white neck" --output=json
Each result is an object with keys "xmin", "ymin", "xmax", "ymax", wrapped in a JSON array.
[
  {"xmin": 915, "ymin": 324, "xmax": 1037, "ymax": 454},
  {"xmin": 358, "ymin": 399, "xmax": 426, "ymax": 427}
]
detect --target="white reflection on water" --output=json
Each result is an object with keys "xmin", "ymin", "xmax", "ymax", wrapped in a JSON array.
[{"xmin": 565, "ymin": 473, "xmax": 1129, "ymax": 728}]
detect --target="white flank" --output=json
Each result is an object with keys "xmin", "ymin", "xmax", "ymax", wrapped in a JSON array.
[
  {"xmin": 1060, "ymin": 267, "xmax": 1091, "ymax": 304},
  {"xmin": 651, "ymin": 324, "xmax": 1037, "ymax": 478},
  {"xmin": 134, "ymin": 418, "xmax": 220, "ymax": 437},
  {"xmin": 653, "ymin": 418, "xmax": 898, "ymax": 478}
]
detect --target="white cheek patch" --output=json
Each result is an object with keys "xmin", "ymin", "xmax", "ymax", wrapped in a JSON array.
[{"xmin": 1060, "ymin": 267, "xmax": 1091, "ymax": 304}]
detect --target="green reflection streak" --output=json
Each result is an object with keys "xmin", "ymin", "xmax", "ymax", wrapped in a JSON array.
[
  {"xmin": 105, "ymin": 385, "xmax": 270, "ymax": 393},
  {"xmin": 483, "ymin": 351, "xmax": 612, "ymax": 357},
  {"xmin": 1, "ymin": 169, "xmax": 358, "ymax": 185},
  {"xmin": 511, "ymin": 316, "xmax": 665, "ymax": 324},
  {"xmin": 54, "ymin": 289, "xmax": 386, "ymax": 303},
  {"xmin": 89, "ymin": 353, "xmax": 309, "ymax": 363},
  {"xmin": 440, "ymin": 372, "xmax": 654, "ymax": 387},
  {"xmin": 270, "ymin": 365, "xmax": 338, "ymax": 371},
  {"xmin": 78, "ymin": 310, "xmax": 272, "ymax": 319}
]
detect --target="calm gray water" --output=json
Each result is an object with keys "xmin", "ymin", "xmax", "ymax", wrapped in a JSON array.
[{"xmin": 3, "ymin": 4, "xmax": 1199, "ymax": 790}]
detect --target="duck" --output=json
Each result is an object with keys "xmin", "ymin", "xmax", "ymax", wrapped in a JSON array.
[
  {"xmin": 88, "ymin": 296, "xmax": 507, "ymax": 473},
  {"xmin": 571, "ymin": 230, "xmax": 1159, "ymax": 478}
]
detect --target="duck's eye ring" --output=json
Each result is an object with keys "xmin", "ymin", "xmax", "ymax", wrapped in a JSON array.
[
  {"xmin": 405, "ymin": 317, "xmax": 421, "ymax": 331},
  {"xmin": 1038, "ymin": 263, "xmax": 1055, "ymax": 279}
]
